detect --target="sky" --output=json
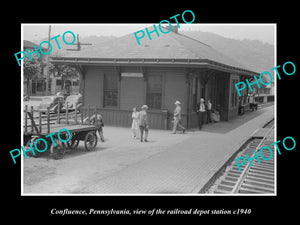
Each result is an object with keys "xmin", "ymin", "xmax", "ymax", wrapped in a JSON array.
[{"xmin": 22, "ymin": 24, "xmax": 276, "ymax": 45}]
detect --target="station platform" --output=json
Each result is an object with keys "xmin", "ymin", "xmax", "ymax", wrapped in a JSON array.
[{"xmin": 79, "ymin": 106, "xmax": 275, "ymax": 194}]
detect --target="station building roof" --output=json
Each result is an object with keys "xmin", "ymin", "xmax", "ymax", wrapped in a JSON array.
[{"xmin": 51, "ymin": 26, "xmax": 259, "ymax": 76}]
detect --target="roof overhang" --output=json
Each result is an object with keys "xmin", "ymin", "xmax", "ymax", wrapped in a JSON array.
[{"xmin": 51, "ymin": 57, "xmax": 259, "ymax": 77}]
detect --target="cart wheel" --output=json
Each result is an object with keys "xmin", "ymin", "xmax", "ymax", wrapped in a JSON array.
[
  {"xmin": 25, "ymin": 137, "xmax": 44, "ymax": 158},
  {"xmin": 84, "ymin": 131, "xmax": 98, "ymax": 151},
  {"xmin": 50, "ymin": 139, "xmax": 66, "ymax": 160},
  {"xmin": 24, "ymin": 138, "xmax": 34, "ymax": 157},
  {"xmin": 67, "ymin": 133, "xmax": 79, "ymax": 150},
  {"xmin": 24, "ymin": 135, "xmax": 32, "ymax": 148}
]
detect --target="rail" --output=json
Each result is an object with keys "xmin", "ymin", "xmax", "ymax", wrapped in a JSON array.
[
  {"xmin": 203, "ymin": 118, "xmax": 275, "ymax": 194},
  {"xmin": 231, "ymin": 124, "xmax": 275, "ymax": 193}
]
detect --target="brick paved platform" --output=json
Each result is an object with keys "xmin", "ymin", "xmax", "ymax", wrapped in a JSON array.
[{"xmin": 80, "ymin": 106, "xmax": 274, "ymax": 194}]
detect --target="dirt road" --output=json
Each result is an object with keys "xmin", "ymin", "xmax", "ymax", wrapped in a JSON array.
[{"xmin": 23, "ymin": 126, "xmax": 191, "ymax": 194}]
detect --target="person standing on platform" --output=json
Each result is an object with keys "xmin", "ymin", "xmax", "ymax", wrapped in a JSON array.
[
  {"xmin": 138, "ymin": 105, "xmax": 149, "ymax": 142},
  {"xmin": 197, "ymin": 98, "xmax": 206, "ymax": 130},
  {"xmin": 249, "ymin": 94, "xmax": 254, "ymax": 111},
  {"xmin": 131, "ymin": 107, "xmax": 140, "ymax": 139},
  {"xmin": 206, "ymin": 100, "xmax": 212, "ymax": 123},
  {"xmin": 172, "ymin": 100, "xmax": 186, "ymax": 134},
  {"xmin": 84, "ymin": 113, "xmax": 105, "ymax": 142}
]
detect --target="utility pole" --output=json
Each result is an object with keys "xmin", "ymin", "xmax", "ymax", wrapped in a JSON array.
[
  {"xmin": 66, "ymin": 34, "xmax": 92, "ymax": 51},
  {"xmin": 45, "ymin": 25, "xmax": 51, "ymax": 96}
]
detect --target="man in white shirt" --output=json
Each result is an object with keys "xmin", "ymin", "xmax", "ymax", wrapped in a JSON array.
[
  {"xmin": 249, "ymin": 94, "xmax": 254, "ymax": 111},
  {"xmin": 197, "ymin": 98, "xmax": 206, "ymax": 130}
]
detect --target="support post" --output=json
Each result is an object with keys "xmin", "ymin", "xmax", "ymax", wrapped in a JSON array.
[
  {"xmin": 31, "ymin": 106, "xmax": 34, "ymax": 132},
  {"xmin": 24, "ymin": 105, "xmax": 28, "ymax": 133},
  {"xmin": 57, "ymin": 99, "xmax": 61, "ymax": 124},
  {"xmin": 66, "ymin": 102, "xmax": 69, "ymax": 124},
  {"xmin": 87, "ymin": 105, "xmax": 90, "ymax": 125},
  {"xmin": 47, "ymin": 107, "xmax": 50, "ymax": 133},
  {"xmin": 81, "ymin": 106, "xmax": 84, "ymax": 124},
  {"xmin": 75, "ymin": 102, "xmax": 77, "ymax": 124},
  {"xmin": 94, "ymin": 105, "xmax": 97, "ymax": 127},
  {"xmin": 39, "ymin": 111, "xmax": 42, "ymax": 133}
]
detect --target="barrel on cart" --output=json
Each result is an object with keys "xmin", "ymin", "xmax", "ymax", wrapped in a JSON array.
[{"xmin": 23, "ymin": 102, "xmax": 101, "ymax": 159}]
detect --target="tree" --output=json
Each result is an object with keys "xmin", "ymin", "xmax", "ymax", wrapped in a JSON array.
[
  {"xmin": 50, "ymin": 63, "xmax": 79, "ymax": 92},
  {"xmin": 23, "ymin": 55, "xmax": 41, "ymax": 95}
]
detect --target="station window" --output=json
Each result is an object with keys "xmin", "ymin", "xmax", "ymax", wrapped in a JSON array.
[
  {"xmin": 36, "ymin": 79, "xmax": 45, "ymax": 92},
  {"xmin": 146, "ymin": 75, "xmax": 162, "ymax": 110},
  {"xmin": 104, "ymin": 74, "xmax": 118, "ymax": 107},
  {"xmin": 56, "ymin": 79, "xmax": 62, "ymax": 86},
  {"xmin": 73, "ymin": 79, "xmax": 79, "ymax": 86}
]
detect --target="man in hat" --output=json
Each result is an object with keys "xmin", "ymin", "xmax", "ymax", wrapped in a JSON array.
[
  {"xmin": 172, "ymin": 100, "xmax": 186, "ymax": 134},
  {"xmin": 138, "ymin": 105, "xmax": 149, "ymax": 142},
  {"xmin": 196, "ymin": 98, "xmax": 206, "ymax": 130},
  {"xmin": 249, "ymin": 94, "xmax": 255, "ymax": 111}
]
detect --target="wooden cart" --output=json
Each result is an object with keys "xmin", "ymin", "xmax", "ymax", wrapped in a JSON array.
[{"xmin": 23, "ymin": 102, "xmax": 101, "ymax": 159}]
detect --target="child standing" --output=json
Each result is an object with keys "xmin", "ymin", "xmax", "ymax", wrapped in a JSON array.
[{"xmin": 131, "ymin": 107, "xmax": 140, "ymax": 139}]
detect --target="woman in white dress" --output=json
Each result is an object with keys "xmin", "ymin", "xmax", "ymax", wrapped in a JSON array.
[{"xmin": 131, "ymin": 107, "xmax": 140, "ymax": 139}]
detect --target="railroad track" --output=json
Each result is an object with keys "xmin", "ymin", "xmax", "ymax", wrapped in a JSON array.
[{"xmin": 204, "ymin": 119, "xmax": 275, "ymax": 194}]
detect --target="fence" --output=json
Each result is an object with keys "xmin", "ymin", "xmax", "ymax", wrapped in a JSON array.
[
  {"xmin": 24, "ymin": 104, "xmax": 170, "ymax": 134},
  {"xmin": 81, "ymin": 106, "xmax": 169, "ymax": 130}
]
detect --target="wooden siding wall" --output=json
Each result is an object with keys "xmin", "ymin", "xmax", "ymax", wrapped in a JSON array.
[
  {"xmin": 82, "ymin": 66, "xmax": 241, "ymax": 129},
  {"xmin": 82, "ymin": 66, "xmax": 187, "ymax": 129},
  {"xmin": 81, "ymin": 106, "xmax": 169, "ymax": 129},
  {"xmin": 120, "ymin": 77, "xmax": 146, "ymax": 110},
  {"xmin": 83, "ymin": 67, "xmax": 104, "ymax": 107},
  {"xmin": 164, "ymin": 70, "xmax": 187, "ymax": 114}
]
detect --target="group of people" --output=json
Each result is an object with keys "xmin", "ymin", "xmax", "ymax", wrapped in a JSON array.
[
  {"xmin": 131, "ymin": 101, "xmax": 186, "ymax": 141},
  {"xmin": 171, "ymin": 98, "xmax": 218, "ymax": 132},
  {"xmin": 131, "ymin": 98, "xmax": 219, "ymax": 140},
  {"xmin": 195, "ymin": 98, "xmax": 218, "ymax": 130},
  {"xmin": 82, "ymin": 104, "xmax": 150, "ymax": 143},
  {"xmin": 131, "ymin": 105, "xmax": 150, "ymax": 142},
  {"xmin": 86, "ymin": 98, "xmax": 219, "ymax": 143}
]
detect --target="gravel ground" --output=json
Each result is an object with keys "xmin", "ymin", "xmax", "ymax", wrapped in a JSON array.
[{"xmin": 23, "ymin": 125, "xmax": 192, "ymax": 194}]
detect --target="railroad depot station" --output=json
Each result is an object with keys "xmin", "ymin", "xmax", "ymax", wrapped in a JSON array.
[{"xmin": 51, "ymin": 26, "xmax": 261, "ymax": 130}]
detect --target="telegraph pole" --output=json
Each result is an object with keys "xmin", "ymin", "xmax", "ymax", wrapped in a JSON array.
[
  {"xmin": 66, "ymin": 34, "xmax": 92, "ymax": 51},
  {"xmin": 45, "ymin": 25, "xmax": 51, "ymax": 96}
]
